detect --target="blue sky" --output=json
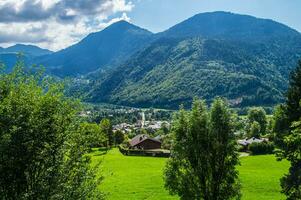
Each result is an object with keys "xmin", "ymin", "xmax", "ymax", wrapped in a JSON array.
[
  {"xmin": 0, "ymin": 0, "xmax": 300, "ymax": 50},
  {"xmin": 128, "ymin": 0, "xmax": 301, "ymax": 33}
]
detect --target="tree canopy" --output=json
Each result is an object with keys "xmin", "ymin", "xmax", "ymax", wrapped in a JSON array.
[
  {"xmin": 274, "ymin": 60, "xmax": 301, "ymax": 199},
  {"xmin": 0, "ymin": 63, "xmax": 103, "ymax": 200},
  {"xmin": 164, "ymin": 98, "xmax": 240, "ymax": 200}
]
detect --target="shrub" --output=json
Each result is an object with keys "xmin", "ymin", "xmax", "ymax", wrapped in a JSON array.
[{"xmin": 248, "ymin": 142, "xmax": 274, "ymax": 155}]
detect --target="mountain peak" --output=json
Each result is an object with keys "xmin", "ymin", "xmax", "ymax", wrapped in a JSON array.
[
  {"xmin": 161, "ymin": 11, "xmax": 300, "ymax": 40},
  {"xmin": 103, "ymin": 20, "xmax": 153, "ymax": 35},
  {"xmin": 37, "ymin": 21, "xmax": 154, "ymax": 76},
  {"xmin": 2, "ymin": 44, "xmax": 52, "ymax": 56}
]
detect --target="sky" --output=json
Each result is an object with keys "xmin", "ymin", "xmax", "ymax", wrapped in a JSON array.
[{"xmin": 0, "ymin": 0, "xmax": 300, "ymax": 51}]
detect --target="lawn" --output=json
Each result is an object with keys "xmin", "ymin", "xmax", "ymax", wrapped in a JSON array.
[{"xmin": 91, "ymin": 148, "xmax": 289, "ymax": 200}]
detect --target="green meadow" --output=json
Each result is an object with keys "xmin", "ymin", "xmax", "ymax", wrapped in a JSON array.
[{"xmin": 92, "ymin": 149, "xmax": 289, "ymax": 200}]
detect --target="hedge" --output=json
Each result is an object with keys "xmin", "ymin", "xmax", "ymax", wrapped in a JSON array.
[{"xmin": 248, "ymin": 142, "xmax": 274, "ymax": 155}]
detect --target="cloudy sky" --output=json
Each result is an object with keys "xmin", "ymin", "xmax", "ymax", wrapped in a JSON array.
[{"xmin": 0, "ymin": 0, "xmax": 300, "ymax": 51}]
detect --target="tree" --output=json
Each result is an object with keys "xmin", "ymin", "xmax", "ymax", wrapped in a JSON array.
[
  {"xmin": 274, "ymin": 60, "xmax": 301, "ymax": 199},
  {"xmin": 278, "ymin": 119, "xmax": 301, "ymax": 199},
  {"xmin": 272, "ymin": 104, "xmax": 289, "ymax": 147},
  {"xmin": 247, "ymin": 107, "xmax": 267, "ymax": 135},
  {"xmin": 100, "ymin": 118, "xmax": 114, "ymax": 146},
  {"xmin": 79, "ymin": 122, "xmax": 108, "ymax": 148},
  {"xmin": 0, "ymin": 64, "xmax": 102, "ymax": 199},
  {"xmin": 164, "ymin": 98, "xmax": 240, "ymax": 200},
  {"xmin": 286, "ymin": 60, "xmax": 301, "ymax": 123},
  {"xmin": 114, "ymin": 130, "xmax": 125, "ymax": 145},
  {"xmin": 248, "ymin": 121, "xmax": 261, "ymax": 138}
]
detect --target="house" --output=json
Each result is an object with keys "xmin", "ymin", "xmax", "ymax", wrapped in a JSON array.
[
  {"xmin": 129, "ymin": 134, "xmax": 161, "ymax": 150},
  {"xmin": 238, "ymin": 137, "xmax": 269, "ymax": 147}
]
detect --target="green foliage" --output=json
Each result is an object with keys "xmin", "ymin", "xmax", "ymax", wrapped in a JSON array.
[
  {"xmin": 0, "ymin": 64, "xmax": 102, "ymax": 200},
  {"xmin": 274, "ymin": 60, "xmax": 301, "ymax": 199},
  {"xmin": 164, "ymin": 98, "xmax": 240, "ymax": 200},
  {"xmin": 114, "ymin": 130, "xmax": 126, "ymax": 145},
  {"xmin": 286, "ymin": 60, "xmax": 301, "ymax": 123},
  {"xmin": 248, "ymin": 121, "xmax": 261, "ymax": 138},
  {"xmin": 272, "ymin": 104, "xmax": 290, "ymax": 146},
  {"xmin": 247, "ymin": 107, "xmax": 267, "ymax": 134},
  {"xmin": 248, "ymin": 142, "xmax": 274, "ymax": 155},
  {"xmin": 100, "ymin": 118, "xmax": 114, "ymax": 146},
  {"xmin": 277, "ymin": 121, "xmax": 301, "ymax": 199},
  {"xmin": 78, "ymin": 122, "xmax": 108, "ymax": 148}
]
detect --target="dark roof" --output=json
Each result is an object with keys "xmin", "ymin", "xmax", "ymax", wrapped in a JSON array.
[{"xmin": 129, "ymin": 134, "xmax": 161, "ymax": 147}]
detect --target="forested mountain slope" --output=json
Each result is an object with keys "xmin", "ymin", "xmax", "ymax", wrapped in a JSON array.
[{"xmin": 85, "ymin": 12, "xmax": 301, "ymax": 108}]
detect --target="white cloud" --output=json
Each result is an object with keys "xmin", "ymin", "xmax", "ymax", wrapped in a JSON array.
[{"xmin": 0, "ymin": 0, "xmax": 134, "ymax": 51}]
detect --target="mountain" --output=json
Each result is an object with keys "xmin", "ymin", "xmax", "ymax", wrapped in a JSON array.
[
  {"xmin": 159, "ymin": 11, "xmax": 300, "ymax": 41},
  {"xmin": 36, "ymin": 21, "xmax": 154, "ymax": 77},
  {"xmin": 85, "ymin": 12, "xmax": 301, "ymax": 109},
  {"xmin": 0, "ymin": 44, "xmax": 52, "ymax": 72},
  {"xmin": 3, "ymin": 44, "xmax": 53, "ymax": 56}
]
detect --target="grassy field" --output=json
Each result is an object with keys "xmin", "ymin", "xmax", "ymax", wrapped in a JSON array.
[{"xmin": 91, "ymin": 148, "xmax": 289, "ymax": 200}]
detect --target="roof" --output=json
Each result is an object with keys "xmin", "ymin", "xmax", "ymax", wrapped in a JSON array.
[
  {"xmin": 237, "ymin": 137, "xmax": 268, "ymax": 146},
  {"xmin": 129, "ymin": 134, "xmax": 161, "ymax": 147}
]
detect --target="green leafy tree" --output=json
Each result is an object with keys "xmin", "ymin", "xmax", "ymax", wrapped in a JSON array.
[
  {"xmin": 79, "ymin": 122, "xmax": 108, "ymax": 148},
  {"xmin": 274, "ymin": 60, "xmax": 301, "ymax": 199},
  {"xmin": 100, "ymin": 118, "xmax": 114, "ymax": 146},
  {"xmin": 272, "ymin": 104, "xmax": 289, "ymax": 146},
  {"xmin": 286, "ymin": 60, "xmax": 301, "ymax": 123},
  {"xmin": 114, "ymin": 130, "xmax": 125, "ymax": 145},
  {"xmin": 247, "ymin": 107, "xmax": 267, "ymax": 135},
  {"xmin": 277, "ymin": 119, "xmax": 301, "ymax": 199},
  {"xmin": 164, "ymin": 98, "xmax": 240, "ymax": 200},
  {"xmin": 0, "ymin": 64, "xmax": 102, "ymax": 200},
  {"xmin": 248, "ymin": 121, "xmax": 261, "ymax": 138}
]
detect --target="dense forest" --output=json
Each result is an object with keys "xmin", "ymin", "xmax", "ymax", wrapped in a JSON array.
[{"xmin": 83, "ymin": 12, "xmax": 301, "ymax": 109}]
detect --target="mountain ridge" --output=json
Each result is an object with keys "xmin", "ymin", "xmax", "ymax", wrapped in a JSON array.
[
  {"xmin": 83, "ymin": 11, "xmax": 301, "ymax": 108},
  {"xmin": 35, "ymin": 20, "xmax": 154, "ymax": 77}
]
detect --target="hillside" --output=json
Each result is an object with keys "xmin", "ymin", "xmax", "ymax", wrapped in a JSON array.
[
  {"xmin": 36, "ymin": 21, "xmax": 154, "ymax": 77},
  {"xmin": 0, "ymin": 44, "xmax": 52, "ymax": 72},
  {"xmin": 86, "ymin": 12, "xmax": 301, "ymax": 108},
  {"xmin": 2, "ymin": 44, "xmax": 53, "ymax": 56}
]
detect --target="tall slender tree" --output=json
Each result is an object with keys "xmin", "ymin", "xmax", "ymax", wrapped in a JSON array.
[
  {"xmin": 164, "ymin": 98, "xmax": 240, "ymax": 200},
  {"xmin": 274, "ymin": 60, "xmax": 301, "ymax": 199},
  {"xmin": 286, "ymin": 60, "xmax": 301, "ymax": 123}
]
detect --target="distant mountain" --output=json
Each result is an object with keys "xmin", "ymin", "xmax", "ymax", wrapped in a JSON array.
[
  {"xmin": 159, "ymin": 11, "xmax": 300, "ymax": 41},
  {"xmin": 85, "ymin": 12, "xmax": 301, "ymax": 108},
  {"xmin": 3, "ymin": 44, "xmax": 53, "ymax": 56},
  {"xmin": 0, "ymin": 44, "xmax": 52, "ymax": 72},
  {"xmin": 36, "ymin": 21, "xmax": 154, "ymax": 77}
]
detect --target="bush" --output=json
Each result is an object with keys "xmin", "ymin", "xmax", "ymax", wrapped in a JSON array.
[{"xmin": 248, "ymin": 142, "xmax": 274, "ymax": 155}]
